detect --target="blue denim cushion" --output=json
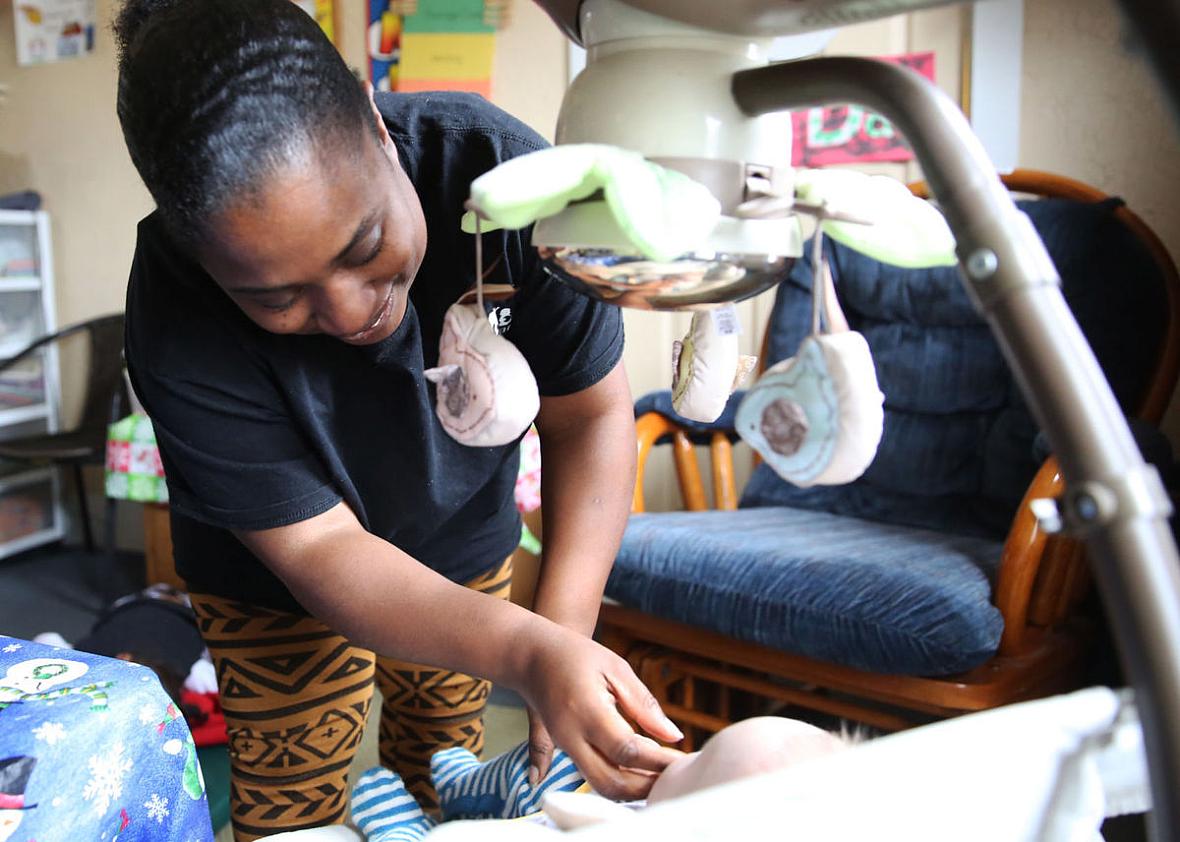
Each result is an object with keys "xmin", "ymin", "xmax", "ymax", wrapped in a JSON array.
[{"xmin": 607, "ymin": 507, "xmax": 1004, "ymax": 675}]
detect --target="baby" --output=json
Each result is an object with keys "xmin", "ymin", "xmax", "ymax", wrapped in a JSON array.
[{"xmin": 351, "ymin": 717, "xmax": 853, "ymax": 840}]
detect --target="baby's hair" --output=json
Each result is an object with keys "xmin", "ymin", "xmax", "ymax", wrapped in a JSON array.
[
  {"xmin": 836, "ymin": 721, "xmax": 870, "ymax": 747},
  {"xmin": 113, "ymin": 0, "xmax": 379, "ymax": 252}
]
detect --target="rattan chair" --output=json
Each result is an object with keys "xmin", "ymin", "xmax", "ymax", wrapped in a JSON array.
[{"xmin": 596, "ymin": 171, "xmax": 1180, "ymax": 747}]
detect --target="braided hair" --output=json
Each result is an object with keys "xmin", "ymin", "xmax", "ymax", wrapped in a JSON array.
[{"xmin": 114, "ymin": 0, "xmax": 378, "ymax": 251}]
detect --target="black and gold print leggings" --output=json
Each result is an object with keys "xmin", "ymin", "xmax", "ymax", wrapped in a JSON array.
[{"xmin": 189, "ymin": 557, "xmax": 513, "ymax": 841}]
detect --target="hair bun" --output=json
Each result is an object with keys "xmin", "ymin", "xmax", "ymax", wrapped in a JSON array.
[{"xmin": 113, "ymin": 0, "xmax": 188, "ymax": 62}]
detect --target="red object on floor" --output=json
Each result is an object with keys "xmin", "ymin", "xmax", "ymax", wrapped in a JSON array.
[{"xmin": 181, "ymin": 690, "xmax": 228, "ymax": 747}]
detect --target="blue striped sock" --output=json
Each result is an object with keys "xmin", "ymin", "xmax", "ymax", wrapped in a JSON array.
[
  {"xmin": 352, "ymin": 767, "xmax": 437, "ymax": 842},
  {"xmin": 431, "ymin": 743, "xmax": 585, "ymax": 821}
]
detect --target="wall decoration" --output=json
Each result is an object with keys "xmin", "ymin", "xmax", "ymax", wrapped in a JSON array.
[
  {"xmin": 292, "ymin": 0, "xmax": 339, "ymax": 47},
  {"xmin": 368, "ymin": 0, "xmax": 405, "ymax": 92},
  {"xmin": 12, "ymin": 0, "xmax": 95, "ymax": 66},
  {"xmin": 368, "ymin": 0, "xmax": 511, "ymax": 96},
  {"xmin": 790, "ymin": 51, "xmax": 936, "ymax": 166}
]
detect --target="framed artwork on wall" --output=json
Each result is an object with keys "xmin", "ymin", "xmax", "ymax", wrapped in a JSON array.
[{"xmin": 790, "ymin": 51, "xmax": 937, "ymax": 167}]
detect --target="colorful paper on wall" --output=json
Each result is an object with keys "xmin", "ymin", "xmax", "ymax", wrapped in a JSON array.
[
  {"xmin": 398, "ymin": 32, "xmax": 495, "ymax": 96},
  {"xmin": 12, "ymin": 0, "xmax": 95, "ymax": 66},
  {"xmin": 368, "ymin": 0, "xmax": 508, "ymax": 95},
  {"xmin": 403, "ymin": 0, "xmax": 494, "ymax": 32},
  {"xmin": 790, "ymin": 52, "xmax": 936, "ymax": 166},
  {"xmin": 368, "ymin": 0, "xmax": 405, "ymax": 92}
]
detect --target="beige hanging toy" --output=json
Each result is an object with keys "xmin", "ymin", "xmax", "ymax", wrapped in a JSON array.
[
  {"xmin": 670, "ymin": 304, "xmax": 758, "ymax": 423},
  {"xmin": 424, "ymin": 212, "xmax": 540, "ymax": 447},
  {"xmin": 736, "ymin": 229, "xmax": 886, "ymax": 487}
]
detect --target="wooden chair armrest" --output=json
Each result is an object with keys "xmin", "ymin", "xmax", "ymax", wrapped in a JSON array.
[
  {"xmin": 993, "ymin": 455, "xmax": 1083, "ymax": 654},
  {"xmin": 633, "ymin": 412, "xmax": 738, "ymax": 514}
]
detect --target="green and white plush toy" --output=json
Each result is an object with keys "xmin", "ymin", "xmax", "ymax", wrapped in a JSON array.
[
  {"xmin": 793, "ymin": 167, "xmax": 957, "ymax": 268},
  {"xmin": 462, "ymin": 144, "xmax": 720, "ymax": 263}
]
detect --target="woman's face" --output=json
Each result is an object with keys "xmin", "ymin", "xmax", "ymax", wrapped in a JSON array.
[{"xmin": 197, "ymin": 105, "xmax": 427, "ymax": 346}]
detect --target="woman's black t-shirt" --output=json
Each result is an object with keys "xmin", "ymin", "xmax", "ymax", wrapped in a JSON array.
[{"xmin": 124, "ymin": 92, "xmax": 624, "ymax": 613}]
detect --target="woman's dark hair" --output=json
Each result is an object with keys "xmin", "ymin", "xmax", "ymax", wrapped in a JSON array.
[{"xmin": 114, "ymin": 0, "xmax": 378, "ymax": 250}]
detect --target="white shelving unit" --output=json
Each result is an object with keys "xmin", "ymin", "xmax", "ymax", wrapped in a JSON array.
[{"xmin": 0, "ymin": 209, "xmax": 65, "ymax": 558}]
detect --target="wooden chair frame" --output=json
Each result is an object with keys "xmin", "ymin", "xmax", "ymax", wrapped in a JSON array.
[{"xmin": 598, "ymin": 170, "xmax": 1180, "ymax": 746}]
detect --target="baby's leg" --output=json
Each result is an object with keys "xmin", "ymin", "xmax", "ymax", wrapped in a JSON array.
[
  {"xmin": 432, "ymin": 743, "xmax": 584, "ymax": 820},
  {"xmin": 353, "ymin": 767, "xmax": 437, "ymax": 842}
]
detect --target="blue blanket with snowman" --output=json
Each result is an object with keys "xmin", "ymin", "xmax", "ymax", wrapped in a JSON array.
[{"xmin": 0, "ymin": 635, "xmax": 214, "ymax": 841}]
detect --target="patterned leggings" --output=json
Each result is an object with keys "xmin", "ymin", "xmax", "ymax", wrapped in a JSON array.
[{"xmin": 189, "ymin": 557, "xmax": 513, "ymax": 841}]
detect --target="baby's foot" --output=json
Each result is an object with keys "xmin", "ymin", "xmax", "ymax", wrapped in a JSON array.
[
  {"xmin": 432, "ymin": 743, "xmax": 584, "ymax": 821},
  {"xmin": 352, "ymin": 766, "xmax": 437, "ymax": 842}
]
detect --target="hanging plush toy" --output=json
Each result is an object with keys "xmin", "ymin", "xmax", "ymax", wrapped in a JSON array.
[
  {"xmin": 735, "ymin": 169, "xmax": 957, "ymax": 486},
  {"xmin": 424, "ymin": 218, "xmax": 540, "ymax": 448},
  {"xmin": 670, "ymin": 304, "xmax": 758, "ymax": 423},
  {"xmin": 736, "ymin": 233, "xmax": 884, "ymax": 487}
]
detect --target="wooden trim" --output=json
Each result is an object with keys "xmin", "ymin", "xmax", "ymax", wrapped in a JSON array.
[
  {"xmin": 994, "ymin": 456, "xmax": 1062, "ymax": 654},
  {"xmin": 672, "ymin": 431, "xmax": 707, "ymax": 511},
  {"xmin": 909, "ymin": 169, "xmax": 1107, "ymax": 203},
  {"xmin": 1029, "ymin": 537, "xmax": 1085, "ymax": 627},
  {"xmin": 958, "ymin": 4, "xmax": 974, "ymax": 119},
  {"xmin": 634, "ymin": 412, "xmax": 731, "ymax": 513},
  {"xmin": 598, "ymin": 602, "xmax": 1088, "ymax": 720},
  {"xmin": 1060, "ymin": 545, "xmax": 1088, "ymax": 616},
  {"xmin": 654, "ymin": 652, "xmax": 916, "ymax": 732},
  {"xmin": 634, "ymin": 413, "xmax": 683, "ymax": 513},
  {"xmin": 1027, "ymin": 537, "xmax": 1072, "ymax": 626},
  {"xmin": 710, "ymin": 432, "xmax": 738, "ymax": 510}
]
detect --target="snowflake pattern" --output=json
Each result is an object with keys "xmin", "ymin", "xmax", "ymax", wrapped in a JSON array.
[
  {"xmin": 144, "ymin": 793, "xmax": 170, "ymax": 823},
  {"xmin": 1, "ymin": 643, "xmax": 21, "ymax": 653},
  {"xmin": 83, "ymin": 741, "xmax": 133, "ymax": 816},
  {"xmin": 138, "ymin": 702, "xmax": 159, "ymax": 725},
  {"xmin": 32, "ymin": 720, "xmax": 67, "ymax": 746}
]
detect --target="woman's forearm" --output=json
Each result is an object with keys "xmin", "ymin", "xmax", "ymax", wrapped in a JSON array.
[
  {"xmin": 236, "ymin": 503, "xmax": 542, "ymax": 689},
  {"xmin": 532, "ymin": 363, "xmax": 637, "ymax": 636}
]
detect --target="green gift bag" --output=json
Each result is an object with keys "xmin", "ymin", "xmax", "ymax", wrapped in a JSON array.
[{"xmin": 105, "ymin": 413, "xmax": 169, "ymax": 503}]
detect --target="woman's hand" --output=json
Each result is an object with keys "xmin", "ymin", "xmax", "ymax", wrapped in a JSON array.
[
  {"xmin": 525, "ymin": 709, "xmax": 556, "ymax": 787},
  {"xmin": 512, "ymin": 622, "xmax": 684, "ymax": 801}
]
